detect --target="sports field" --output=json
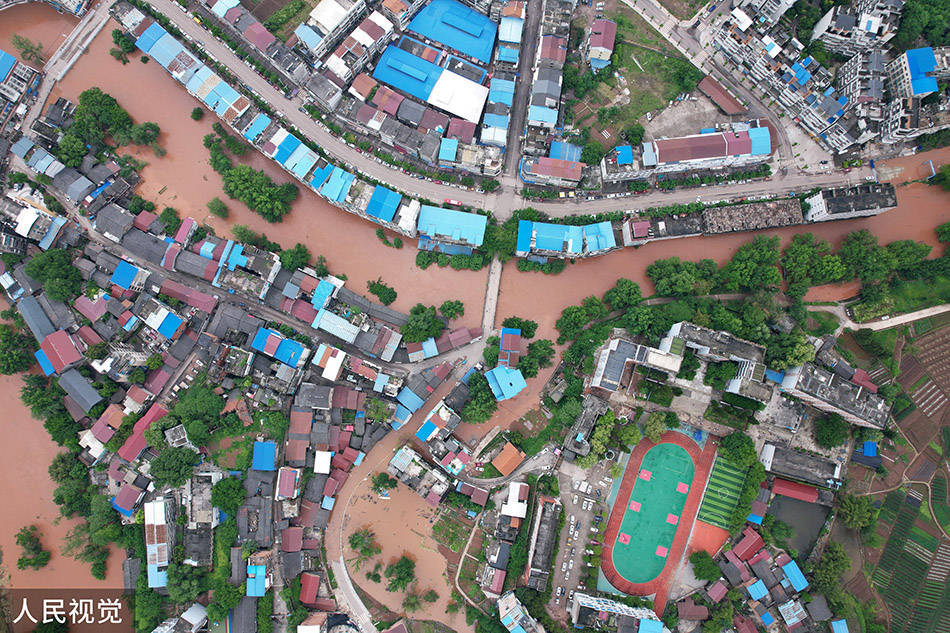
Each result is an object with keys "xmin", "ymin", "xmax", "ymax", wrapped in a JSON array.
[
  {"xmin": 610, "ymin": 443, "xmax": 695, "ymax": 584},
  {"xmin": 696, "ymin": 455, "xmax": 747, "ymax": 530}
]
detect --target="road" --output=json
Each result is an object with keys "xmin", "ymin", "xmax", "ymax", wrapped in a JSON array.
[
  {"xmin": 809, "ymin": 303, "xmax": 950, "ymax": 334},
  {"xmin": 503, "ymin": 0, "xmax": 544, "ymax": 176}
]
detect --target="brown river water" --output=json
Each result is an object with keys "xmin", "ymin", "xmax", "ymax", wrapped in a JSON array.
[{"xmin": 5, "ymin": 0, "xmax": 950, "ymax": 606}]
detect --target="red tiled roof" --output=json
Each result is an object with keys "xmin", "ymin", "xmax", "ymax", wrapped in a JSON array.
[
  {"xmin": 133, "ymin": 211, "xmax": 157, "ymax": 231},
  {"xmin": 300, "ymin": 572, "xmax": 321, "ymax": 605},
  {"xmin": 724, "ymin": 131, "xmax": 752, "ymax": 155},
  {"xmin": 772, "ymin": 478, "xmax": 819, "ymax": 503},
  {"xmin": 73, "ymin": 295, "xmax": 108, "ymax": 321},
  {"xmin": 92, "ymin": 404, "xmax": 126, "ymax": 443},
  {"xmin": 289, "ymin": 409, "xmax": 313, "ymax": 434},
  {"xmin": 446, "ymin": 118, "xmax": 476, "ymax": 144},
  {"xmin": 424, "ymin": 490, "xmax": 442, "ymax": 506},
  {"xmin": 126, "ymin": 385, "xmax": 151, "ymax": 405},
  {"xmin": 286, "ymin": 439, "xmax": 309, "ymax": 462},
  {"xmin": 539, "ymin": 35, "xmax": 567, "ymax": 64},
  {"xmin": 655, "ymin": 133, "xmax": 728, "ymax": 163},
  {"xmin": 733, "ymin": 615, "xmax": 758, "ymax": 633},
  {"xmin": 589, "ymin": 19, "xmax": 617, "ymax": 51},
  {"xmin": 117, "ymin": 403, "xmax": 168, "ymax": 462},
  {"xmin": 295, "ymin": 500, "xmax": 318, "ymax": 528},
  {"xmin": 113, "ymin": 483, "xmax": 142, "ymax": 512},
  {"xmin": 144, "ymin": 369, "xmax": 171, "ymax": 393},
  {"xmin": 630, "ymin": 220, "xmax": 651, "ymax": 238},
  {"xmin": 277, "ymin": 468, "xmax": 298, "ymax": 498},
  {"xmin": 489, "ymin": 569, "xmax": 506, "ymax": 593},
  {"xmin": 707, "ymin": 580, "xmax": 728, "ymax": 603},
  {"xmin": 40, "ymin": 330, "xmax": 82, "ymax": 373},
  {"xmin": 160, "ymin": 279, "xmax": 217, "ymax": 313},
  {"xmin": 530, "ymin": 157, "xmax": 583, "ymax": 181},
  {"xmin": 852, "ymin": 368, "xmax": 878, "ymax": 393},
  {"xmin": 470, "ymin": 487, "xmax": 489, "ymax": 506},
  {"xmin": 244, "ymin": 21, "xmax": 276, "ymax": 51},
  {"xmin": 281, "ymin": 526, "xmax": 303, "ymax": 552},
  {"xmin": 312, "ymin": 598, "xmax": 336, "ymax": 611},
  {"xmin": 349, "ymin": 73, "xmax": 377, "ymax": 100},
  {"xmin": 75, "ymin": 325, "xmax": 103, "ymax": 345},
  {"xmin": 733, "ymin": 526, "xmax": 764, "ymax": 561},
  {"xmin": 698, "ymin": 75, "xmax": 746, "ymax": 115},
  {"xmin": 677, "ymin": 598, "xmax": 709, "ymax": 620},
  {"xmin": 492, "ymin": 442, "xmax": 525, "ymax": 477}
]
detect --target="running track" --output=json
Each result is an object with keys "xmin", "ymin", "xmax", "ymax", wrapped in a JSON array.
[{"xmin": 601, "ymin": 431, "xmax": 717, "ymax": 612}]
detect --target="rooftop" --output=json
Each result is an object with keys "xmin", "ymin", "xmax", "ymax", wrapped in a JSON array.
[
  {"xmin": 784, "ymin": 363, "xmax": 890, "ymax": 427},
  {"xmin": 408, "ymin": 0, "xmax": 498, "ymax": 63}
]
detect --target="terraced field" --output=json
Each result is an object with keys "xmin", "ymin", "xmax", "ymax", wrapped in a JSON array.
[
  {"xmin": 872, "ymin": 493, "xmax": 950, "ymax": 633},
  {"xmin": 696, "ymin": 456, "xmax": 746, "ymax": 530}
]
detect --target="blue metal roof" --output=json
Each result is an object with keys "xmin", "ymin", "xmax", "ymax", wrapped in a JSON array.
[
  {"xmin": 35, "ymin": 350, "xmax": 55, "ymax": 376},
  {"xmin": 497, "ymin": 46, "xmax": 519, "ymax": 63},
  {"xmin": 294, "ymin": 23, "xmax": 323, "ymax": 51},
  {"xmin": 748, "ymin": 126, "xmax": 771, "ymax": 155},
  {"xmin": 150, "ymin": 33, "xmax": 186, "ymax": 69},
  {"xmin": 485, "ymin": 366, "xmax": 526, "ymax": 401},
  {"xmin": 748, "ymin": 579, "xmax": 768, "ymax": 601},
  {"xmin": 366, "ymin": 184, "xmax": 400, "ymax": 222},
  {"xmin": 244, "ymin": 113, "xmax": 271, "ymax": 140},
  {"xmin": 227, "ymin": 243, "xmax": 248, "ymax": 271},
  {"xmin": 416, "ymin": 420, "xmax": 438, "ymax": 441},
  {"xmin": 528, "ymin": 105, "xmax": 558, "ymax": 124},
  {"xmin": 110, "ymin": 260, "xmax": 139, "ymax": 290},
  {"xmin": 289, "ymin": 150, "xmax": 318, "ymax": 180},
  {"xmin": 274, "ymin": 339, "xmax": 305, "ymax": 367},
  {"xmin": 519, "ymin": 221, "xmax": 582, "ymax": 254},
  {"xmin": 372, "ymin": 45, "xmax": 443, "ymax": 101},
  {"xmin": 863, "ymin": 441, "xmax": 878, "ymax": 457},
  {"xmin": 394, "ymin": 405, "xmax": 412, "ymax": 423},
  {"xmin": 310, "ymin": 280, "xmax": 335, "ymax": 309},
  {"xmin": 782, "ymin": 560, "xmax": 808, "ymax": 591},
  {"xmin": 373, "ymin": 373, "xmax": 389, "ymax": 392},
  {"xmin": 615, "ymin": 145, "xmax": 633, "ymax": 165},
  {"xmin": 246, "ymin": 564, "xmax": 267, "ymax": 596},
  {"xmin": 483, "ymin": 113, "xmax": 509, "ymax": 129},
  {"xmin": 408, "ymin": 0, "xmax": 498, "ymax": 63},
  {"xmin": 550, "ymin": 141, "xmax": 582, "ymax": 162},
  {"xmin": 157, "ymin": 313, "xmax": 183, "ymax": 339},
  {"xmin": 761, "ymin": 612, "xmax": 775, "ymax": 625},
  {"xmin": 831, "ymin": 620, "xmax": 849, "ymax": 633},
  {"xmin": 38, "ymin": 216, "xmax": 67, "ymax": 251},
  {"xmin": 499, "ymin": 16, "xmax": 523, "ymax": 43},
  {"xmin": 488, "ymin": 78, "xmax": 515, "ymax": 105},
  {"xmin": 637, "ymin": 621, "xmax": 662, "ymax": 633},
  {"xmin": 210, "ymin": 0, "xmax": 239, "ymax": 17},
  {"xmin": 421, "ymin": 337, "xmax": 438, "ymax": 358},
  {"xmin": 135, "ymin": 22, "xmax": 166, "ymax": 53},
  {"xmin": 906, "ymin": 47, "xmax": 939, "ymax": 95},
  {"xmin": 439, "ymin": 137, "xmax": 459, "ymax": 162},
  {"xmin": 583, "ymin": 221, "xmax": 616, "ymax": 251},
  {"xmin": 320, "ymin": 167, "xmax": 355, "ymax": 203},
  {"xmin": 321, "ymin": 495, "xmax": 336, "ymax": 510},
  {"xmin": 397, "ymin": 386, "xmax": 426, "ymax": 412},
  {"xmin": 416, "ymin": 205, "xmax": 487, "ymax": 247},
  {"xmin": 252, "ymin": 441, "xmax": 276, "ymax": 471},
  {"xmin": 147, "ymin": 564, "xmax": 168, "ymax": 588},
  {"xmin": 0, "ymin": 49, "xmax": 16, "ymax": 81},
  {"xmin": 310, "ymin": 164, "xmax": 334, "ymax": 190},
  {"xmin": 275, "ymin": 134, "xmax": 302, "ymax": 165}
]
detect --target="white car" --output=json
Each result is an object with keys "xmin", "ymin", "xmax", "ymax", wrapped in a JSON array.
[
  {"xmin": 573, "ymin": 494, "xmax": 578, "ymax": 505},
  {"xmin": 569, "ymin": 559, "xmax": 574, "ymax": 570},
  {"xmin": 562, "ymin": 562, "xmax": 568, "ymax": 572},
  {"xmin": 557, "ymin": 587, "xmax": 564, "ymax": 597},
  {"xmin": 564, "ymin": 572, "xmax": 570, "ymax": 581}
]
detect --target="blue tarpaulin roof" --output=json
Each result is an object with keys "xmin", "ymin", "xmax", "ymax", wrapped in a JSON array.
[
  {"xmin": 906, "ymin": 47, "xmax": 939, "ymax": 95},
  {"xmin": 616, "ymin": 145, "xmax": 634, "ymax": 165},
  {"xmin": 111, "ymin": 497, "xmax": 135, "ymax": 517},
  {"xmin": 322, "ymin": 495, "xmax": 336, "ymax": 509},
  {"xmin": 366, "ymin": 184, "xmax": 402, "ymax": 222},
  {"xmin": 483, "ymin": 113, "xmax": 509, "ymax": 129},
  {"xmin": 637, "ymin": 622, "xmax": 662, "ymax": 633},
  {"xmin": 782, "ymin": 560, "xmax": 809, "ymax": 591},
  {"xmin": 252, "ymin": 441, "xmax": 276, "ymax": 471},
  {"xmin": 417, "ymin": 205, "xmax": 487, "ymax": 246},
  {"xmin": 294, "ymin": 23, "xmax": 323, "ymax": 50},
  {"xmin": 761, "ymin": 612, "xmax": 775, "ymax": 625},
  {"xmin": 408, "ymin": 0, "xmax": 498, "ymax": 63},
  {"xmin": 831, "ymin": 620, "xmax": 849, "ymax": 633},
  {"xmin": 0, "ymin": 49, "xmax": 16, "ymax": 81},
  {"xmin": 372, "ymin": 45, "xmax": 443, "ymax": 101},
  {"xmin": 550, "ymin": 141, "xmax": 582, "ymax": 162},
  {"xmin": 748, "ymin": 579, "xmax": 768, "ymax": 601},
  {"xmin": 243, "ymin": 113, "xmax": 271, "ymax": 140},
  {"xmin": 747, "ymin": 513, "xmax": 763, "ymax": 524},
  {"xmin": 863, "ymin": 441, "xmax": 878, "ymax": 457},
  {"xmin": 497, "ymin": 46, "xmax": 519, "ymax": 63},
  {"xmin": 110, "ymin": 260, "xmax": 139, "ymax": 290},
  {"xmin": 528, "ymin": 105, "xmax": 558, "ymax": 124},
  {"xmin": 246, "ymin": 564, "xmax": 267, "ymax": 596},
  {"xmin": 765, "ymin": 369, "xmax": 785, "ymax": 383}
]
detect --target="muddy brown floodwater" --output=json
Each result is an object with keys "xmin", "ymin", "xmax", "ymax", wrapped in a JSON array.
[
  {"xmin": 0, "ymin": 2, "xmax": 77, "ymax": 66},
  {"xmin": 48, "ymin": 19, "xmax": 490, "ymax": 320},
  {"xmin": 0, "ymin": 371, "xmax": 123, "ymax": 589}
]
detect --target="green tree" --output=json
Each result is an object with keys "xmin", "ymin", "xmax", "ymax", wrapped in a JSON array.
[
  {"xmin": 191, "ymin": 107, "xmax": 205, "ymax": 121},
  {"xmin": 704, "ymin": 361, "xmax": 737, "ymax": 390},
  {"xmin": 160, "ymin": 207, "xmax": 182, "ymax": 234},
  {"xmin": 401, "ymin": 304, "xmax": 444, "ymax": 343},
  {"xmin": 643, "ymin": 411, "xmax": 667, "ymax": 443},
  {"xmin": 811, "ymin": 541, "xmax": 850, "ymax": 598},
  {"xmin": 518, "ymin": 339, "xmax": 555, "ymax": 378},
  {"xmin": 838, "ymin": 494, "xmax": 875, "ymax": 530},
  {"xmin": 56, "ymin": 133, "xmax": 87, "ymax": 168},
  {"xmin": 111, "ymin": 29, "xmax": 136, "ymax": 53},
  {"xmin": 439, "ymin": 300, "xmax": 465, "ymax": 320},
  {"xmin": 782, "ymin": 233, "xmax": 846, "ymax": 295},
  {"xmin": 814, "ymin": 413, "xmax": 849, "ymax": 448},
  {"xmin": 403, "ymin": 593, "xmax": 421, "ymax": 611},
  {"xmin": 604, "ymin": 278, "xmax": 642, "ymax": 310},
  {"xmin": 555, "ymin": 305, "xmax": 589, "ymax": 343},
  {"xmin": 839, "ymin": 229, "xmax": 897, "ymax": 283},
  {"xmin": 130, "ymin": 121, "xmax": 161, "ymax": 145},
  {"xmin": 371, "ymin": 472, "xmax": 398, "ymax": 494},
  {"xmin": 207, "ymin": 197, "xmax": 229, "ymax": 218},
  {"xmin": 149, "ymin": 447, "xmax": 199, "ymax": 487},
  {"xmin": 134, "ymin": 575, "xmax": 165, "ymax": 632},
  {"xmin": 145, "ymin": 353, "xmax": 164, "ymax": 370},
  {"xmin": 84, "ymin": 342, "xmax": 109, "ymax": 360},
  {"xmin": 614, "ymin": 422, "xmax": 642, "ymax": 449},
  {"xmin": 624, "ymin": 123, "xmax": 645, "ymax": 145},
  {"xmin": 460, "ymin": 372, "xmax": 498, "ymax": 423},
  {"xmin": 349, "ymin": 528, "xmax": 381, "ymax": 570},
  {"xmin": 15, "ymin": 525, "xmax": 51, "ymax": 570},
  {"xmin": 0, "ymin": 324, "xmax": 35, "ymax": 374},
  {"xmin": 423, "ymin": 589, "xmax": 439, "ymax": 602},
  {"xmin": 11, "ymin": 34, "xmax": 45, "ymax": 63},
  {"xmin": 719, "ymin": 432, "xmax": 756, "ymax": 468},
  {"xmin": 501, "ymin": 316, "xmax": 538, "ymax": 338},
  {"xmin": 480, "ymin": 178, "xmax": 500, "ymax": 192},
  {"xmin": 24, "ymin": 249, "xmax": 83, "ymax": 302},
  {"xmin": 581, "ymin": 141, "xmax": 605, "ymax": 165},
  {"xmin": 367, "ymin": 279, "xmax": 397, "ymax": 306},
  {"xmin": 384, "ymin": 555, "xmax": 416, "ymax": 591},
  {"xmin": 211, "ymin": 477, "xmax": 246, "ymax": 514},
  {"xmin": 886, "ymin": 239, "xmax": 932, "ymax": 272},
  {"xmin": 166, "ymin": 561, "xmax": 205, "ymax": 603},
  {"xmin": 209, "ymin": 578, "xmax": 244, "ymax": 622},
  {"xmin": 937, "ymin": 222, "xmax": 950, "ymax": 243},
  {"xmin": 689, "ymin": 550, "xmax": 721, "ymax": 582},
  {"xmin": 720, "ymin": 235, "xmax": 782, "ymax": 292},
  {"xmin": 220, "ymin": 164, "xmax": 298, "ymax": 222},
  {"xmin": 279, "ymin": 243, "xmax": 311, "ymax": 271}
]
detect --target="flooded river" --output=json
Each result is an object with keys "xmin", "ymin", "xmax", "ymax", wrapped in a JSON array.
[{"xmin": 0, "ymin": 2, "xmax": 77, "ymax": 66}]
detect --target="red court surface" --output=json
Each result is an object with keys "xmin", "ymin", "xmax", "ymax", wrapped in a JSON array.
[{"xmin": 602, "ymin": 431, "xmax": 717, "ymax": 612}]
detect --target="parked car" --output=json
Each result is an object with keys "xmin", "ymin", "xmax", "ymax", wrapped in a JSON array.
[
  {"xmin": 573, "ymin": 494, "xmax": 578, "ymax": 505},
  {"xmin": 569, "ymin": 559, "xmax": 574, "ymax": 569},
  {"xmin": 562, "ymin": 562, "xmax": 568, "ymax": 572},
  {"xmin": 557, "ymin": 587, "xmax": 564, "ymax": 597}
]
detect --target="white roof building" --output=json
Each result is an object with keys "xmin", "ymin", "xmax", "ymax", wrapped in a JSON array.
[{"xmin": 427, "ymin": 71, "xmax": 490, "ymax": 123}]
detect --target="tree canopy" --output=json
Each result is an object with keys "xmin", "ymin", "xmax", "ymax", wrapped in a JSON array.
[
  {"xmin": 24, "ymin": 249, "xmax": 83, "ymax": 302},
  {"xmin": 401, "ymin": 304, "xmax": 445, "ymax": 343},
  {"xmin": 221, "ymin": 165, "xmax": 298, "ymax": 222},
  {"xmin": 839, "ymin": 229, "xmax": 897, "ymax": 283},
  {"xmin": 814, "ymin": 413, "xmax": 850, "ymax": 448},
  {"xmin": 439, "ymin": 300, "xmax": 465, "ymax": 320},
  {"xmin": 149, "ymin": 447, "xmax": 200, "ymax": 488},
  {"xmin": 211, "ymin": 477, "xmax": 246, "ymax": 514},
  {"xmin": 461, "ymin": 372, "xmax": 499, "ymax": 424},
  {"xmin": 719, "ymin": 432, "xmax": 757, "ymax": 468},
  {"xmin": 501, "ymin": 316, "xmax": 539, "ymax": 338},
  {"xmin": 0, "ymin": 324, "xmax": 35, "ymax": 374},
  {"xmin": 604, "ymin": 278, "xmax": 642, "ymax": 310},
  {"xmin": 838, "ymin": 494, "xmax": 876, "ymax": 530},
  {"xmin": 279, "ymin": 243, "xmax": 310, "ymax": 271},
  {"xmin": 689, "ymin": 550, "xmax": 721, "ymax": 582},
  {"xmin": 384, "ymin": 555, "xmax": 416, "ymax": 591}
]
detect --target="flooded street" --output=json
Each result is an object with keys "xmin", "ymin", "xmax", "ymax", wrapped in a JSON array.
[
  {"xmin": 0, "ymin": 3, "xmax": 77, "ymax": 66},
  {"xmin": 48, "ymin": 20, "xmax": 490, "ymax": 320},
  {"xmin": 0, "ymin": 371, "xmax": 123, "ymax": 589}
]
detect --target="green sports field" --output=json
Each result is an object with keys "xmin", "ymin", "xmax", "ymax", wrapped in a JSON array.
[
  {"xmin": 697, "ymin": 455, "xmax": 747, "ymax": 529},
  {"xmin": 612, "ymin": 443, "xmax": 695, "ymax": 584}
]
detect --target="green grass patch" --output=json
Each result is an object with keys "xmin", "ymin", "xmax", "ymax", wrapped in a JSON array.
[
  {"xmin": 929, "ymin": 440, "xmax": 943, "ymax": 457},
  {"xmin": 932, "ymin": 477, "xmax": 950, "ymax": 532},
  {"xmin": 912, "ymin": 375, "xmax": 932, "ymax": 391},
  {"xmin": 432, "ymin": 514, "xmax": 469, "ymax": 553},
  {"xmin": 697, "ymin": 456, "xmax": 747, "ymax": 530},
  {"xmin": 805, "ymin": 310, "xmax": 840, "ymax": 336}
]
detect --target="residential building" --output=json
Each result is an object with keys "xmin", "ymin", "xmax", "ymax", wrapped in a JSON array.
[
  {"xmin": 144, "ymin": 498, "xmax": 173, "ymax": 588},
  {"xmin": 524, "ymin": 496, "xmax": 561, "ymax": 589},
  {"xmin": 498, "ymin": 591, "xmax": 546, "ymax": 633},
  {"xmin": 587, "ymin": 19, "xmax": 616, "ymax": 72},
  {"xmin": 887, "ymin": 46, "xmax": 950, "ymax": 99},
  {"xmin": 811, "ymin": 0, "xmax": 903, "ymax": 56},
  {"xmin": 836, "ymin": 48, "xmax": 886, "ymax": 124},
  {"xmin": 780, "ymin": 362, "xmax": 890, "ymax": 428},
  {"xmin": 637, "ymin": 126, "xmax": 772, "ymax": 175},
  {"xmin": 803, "ymin": 183, "xmax": 897, "ymax": 222},
  {"xmin": 520, "ymin": 156, "xmax": 584, "ymax": 188},
  {"xmin": 415, "ymin": 205, "xmax": 487, "ymax": 254},
  {"xmin": 590, "ymin": 336, "xmax": 683, "ymax": 395},
  {"xmin": 299, "ymin": 0, "xmax": 368, "ymax": 61},
  {"xmin": 570, "ymin": 594, "xmax": 666, "ymax": 631}
]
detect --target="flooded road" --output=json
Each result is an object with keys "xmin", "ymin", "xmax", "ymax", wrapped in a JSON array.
[
  {"xmin": 0, "ymin": 371, "xmax": 123, "ymax": 589},
  {"xmin": 0, "ymin": 2, "xmax": 77, "ymax": 66},
  {"xmin": 48, "ymin": 20, "xmax": 490, "ymax": 321}
]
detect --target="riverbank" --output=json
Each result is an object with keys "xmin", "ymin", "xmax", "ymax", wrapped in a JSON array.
[{"xmin": 0, "ymin": 2, "xmax": 77, "ymax": 66}]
